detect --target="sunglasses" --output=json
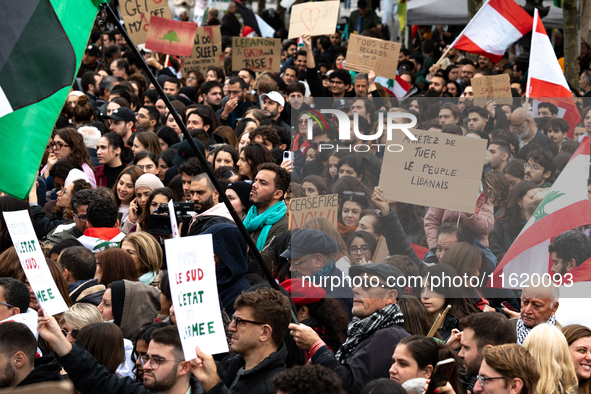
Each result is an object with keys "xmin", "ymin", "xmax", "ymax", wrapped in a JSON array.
[{"xmin": 61, "ymin": 329, "xmax": 80, "ymax": 339}]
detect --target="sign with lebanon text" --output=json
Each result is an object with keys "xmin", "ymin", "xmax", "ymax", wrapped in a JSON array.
[
  {"xmin": 232, "ymin": 37, "xmax": 281, "ymax": 73},
  {"xmin": 288, "ymin": 194, "xmax": 338, "ymax": 230},
  {"xmin": 471, "ymin": 74, "xmax": 513, "ymax": 107},
  {"xmin": 345, "ymin": 34, "xmax": 400, "ymax": 80},
  {"xmin": 120, "ymin": 0, "xmax": 172, "ymax": 45},
  {"xmin": 165, "ymin": 234, "xmax": 228, "ymax": 359},
  {"xmin": 2, "ymin": 210, "xmax": 68, "ymax": 315},
  {"xmin": 378, "ymin": 129, "xmax": 487, "ymax": 213},
  {"xmin": 288, "ymin": 1, "xmax": 340, "ymax": 39},
  {"xmin": 182, "ymin": 26, "xmax": 223, "ymax": 77},
  {"xmin": 145, "ymin": 15, "xmax": 197, "ymax": 57}
]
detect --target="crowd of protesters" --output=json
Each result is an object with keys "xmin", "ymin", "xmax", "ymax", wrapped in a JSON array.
[{"xmin": 0, "ymin": 0, "xmax": 591, "ymax": 393}]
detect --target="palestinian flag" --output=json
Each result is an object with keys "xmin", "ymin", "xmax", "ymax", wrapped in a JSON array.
[
  {"xmin": 0, "ymin": 0, "xmax": 101, "ymax": 199},
  {"xmin": 489, "ymin": 137, "xmax": 591, "ymax": 289}
]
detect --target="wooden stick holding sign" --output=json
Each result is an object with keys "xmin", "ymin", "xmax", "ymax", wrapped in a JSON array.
[
  {"xmin": 3, "ymin": 210, "xmax": 68, "ymax": 316},
  {"xmin": 165, "ymin": 234, "xmax": 228, "ymax": 359},
  {"xmin": 427, "ymin": 305, "xmax": 452, "ymax": 338}
]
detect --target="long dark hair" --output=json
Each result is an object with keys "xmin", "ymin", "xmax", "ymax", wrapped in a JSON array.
[
  {"xmin": 96, "ymin": 248, "xmax": 139, "ymax": 287},
  {"xmin": 499, "ymin": 180, "xmax": 537, "ymax": 236},
  {"xmin": 77, "ymin": 322, "xmax": 126, "ymax": 374},
  {"xmin": 346, "ymin": 231, "xmax": 378, "ymax": 260},
  {"xmin": 240, "ymin": 143, "xmax": 274, "ymax": 180},
  {"xmin": 302, "ymin": 175, "xmax": 328, "ymax": 195},
  {"xmin": 212, "ymin": 144, "xmax": 239, "ymax": 169},
  {"xmin": 101, "ymin": 132, "xmax": 133, "ymax": 165},
  {"xmin": 112, "ymin": 165, "xmax": 144, "ymax": 207},
  {"xmin": 55, "ymin": 127, "xmax": 95, "ymax": 172},
  {"xmin": 337, "ymin": 194, "xmax": 370, "ymax": 225},
  {"xmin": 397, "ymin": 335, "xmax": 462, "ymax": 394},
  {"xmin": 300, "ymin": 298, "xmax": 349, "ymax": 351},
  {"xmin": 138, "ymin": 187, "xmax": 176, "ymax": 231}
]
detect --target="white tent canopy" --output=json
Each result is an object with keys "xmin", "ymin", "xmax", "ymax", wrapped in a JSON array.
[{"xmin": 407, "ymin": 0, "xmax": 564, "ymax": 29}]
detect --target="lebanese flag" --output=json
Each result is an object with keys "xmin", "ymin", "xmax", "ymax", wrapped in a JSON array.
[
  {"xmin": 393, "ymin": 75, "xmax": 410, "ymax": 98},
  {"xmin": 450, "ymin": 0, "xmax": 532, "ymax": 63},
  {"xmin": 78, "ymin": 227, "xmax": 126, "ymax": 253},
  {"xmin": 526, "ymin": 9, "xmax": 581, "ymax": 138},
  {"xmin": 489, "ymin": 137, "xmax": 591, "ymax": 289}
]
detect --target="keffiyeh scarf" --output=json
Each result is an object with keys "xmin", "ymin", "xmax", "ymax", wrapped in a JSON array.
[
  {"xmin": 335, "ymin": 303, "xmax": 405, "ymax": 364},
  {"xmin": 516, "ymin": 314, "xmax": 556, "ymax": 345}
]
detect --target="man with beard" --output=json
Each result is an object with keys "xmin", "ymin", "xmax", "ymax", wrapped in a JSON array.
[
  {"xmin": 460, "ymin": 62, "xmax": 475, "ymax": 89},
  {"xmin": 511, "ymin": 108, "xmax": 557, "ymax": 159},
  {"xmin": 199, "ymin": 81, "xmax": 223, "ymax": 111},
  {"xmin": 37, "ymin": 320, "xmax": 203, "ymax": 394},
  {"xmin": 0, "ymin": 322, "xmax": 63, "ymax": 388},
  {"xmin": 549, "ymin": 230, "xmax": 591, "ymax": 276},
  {"xmin": 450, "ymin": 312, "xmax": 517, "ymax": 392},
  {"xmin": 243, "ymin": 163, "xmax": 289, "ymax": 270},
  {"xmin": 187, "ymin": 173, "xmax": 234, "ymax": 236},
  {"xmin": 524, "ymin": 148, "xmax": 555, "ymax": 187},
  {"xmin": 260, "ymin": 91, "xmax": 291, "ymax": 130},
  {"xmin": 217, "ymin": 77, "xmax": 253, "ymax": 128},
  {"xmin": 81, "ymin": 71, "xmax": 101, "ymax": 105}
]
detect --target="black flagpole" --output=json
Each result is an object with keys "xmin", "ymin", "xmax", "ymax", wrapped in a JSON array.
[{"xmin": 100, "ymin": 3, "xmax": 298, "ymax": 324}]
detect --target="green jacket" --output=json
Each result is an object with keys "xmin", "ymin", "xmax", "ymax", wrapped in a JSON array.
[{"xmin": 348, "ymin": 10, "xmax": 381, "ymax": 35}]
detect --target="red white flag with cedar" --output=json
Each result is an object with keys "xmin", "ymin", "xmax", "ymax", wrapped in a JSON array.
[
  {"xmin": 526, "ymin": 9, "xmax": 581, "ymax": 138},
  {"xmin": 450, "ymin": 0, "xmax": 532, "ymax": 63},
  {"xmin": 489, "ymin": 137, "xmax": 591, "ymax": 289}
]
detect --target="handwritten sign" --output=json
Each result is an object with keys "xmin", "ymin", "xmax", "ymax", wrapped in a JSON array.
[
  {"xmin": 232, "ymin": 37, "xmax": 281, "ymax": 73},
  {"xmin": 145, "ymin": 16, "xmax": 197, "ymax": 57},
  {"xmin": 288, "ymin": 194, "xmax": 339, "ymax": 230},
  {"xmin": 2, "ymin": 210, "xmax": 68, "ymax": 316},
  {"xmin": 288, "ymin": 1, "xmax": 340, "ymax": 39},
  {"xmin": 345, "ymin": 34, "xmax": 401, "ymax": 80},
  {"xmin": 378, "ymin": 129, "xmax": 487, "ymax": 213},
  {"xmin": 120, "ymin": 0, "xmax": 172, "ymax": 45},
  {"xmin": 168, "ymin": 199, "xmax": 180, "ymax": 238},
  {"xmin": 182, "ymin": 26, "xmax": 223, "ymax": 77},
  {"xmin": 165, "ymin": 234, "xmax": 228, "ymax": 359},
  {"xmin": 471, "ymin": 74, "xmax": 513, "ymax": 107}
]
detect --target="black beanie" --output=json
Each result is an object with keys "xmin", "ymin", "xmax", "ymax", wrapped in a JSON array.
[
  {"xmin": 226, "ymin": 181, "xmax": 253, "ymax": 214},
  {"xmin": 110, "ymin": 280, "xmax": 125, "ymax": 327}
]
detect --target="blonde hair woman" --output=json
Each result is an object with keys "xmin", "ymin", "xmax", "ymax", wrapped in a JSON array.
[
  {"xmin": 523, "ymin": 324, "xmax": 579, "ymax": 394},
  {"xmin": 59, "ymin": 303, "xmax": 103, "ymax": 344},
  {"xmin": 120, "ymin": 232, "xmax": 163, "ymax": 287}
]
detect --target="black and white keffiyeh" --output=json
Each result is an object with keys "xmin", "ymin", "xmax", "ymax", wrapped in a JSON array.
[
  {"xmin": 516, "ymin": 314, "xmax": 556, "ymax": 345},
  {"xmin": 335, "ymin": 303, "xmax": 405, "ymax": 364}
]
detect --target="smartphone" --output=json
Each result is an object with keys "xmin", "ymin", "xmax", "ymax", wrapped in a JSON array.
[
  {"xmin": 501, "ymin": 301, "xmax": 516, "ymax": 312},
  {"xmin": 425, "ymin": 358, "xmax": 455, "ymax": 394},
  {"xmin": 283, "ymin": 151, "xmax": 293, "ymax": 162}
]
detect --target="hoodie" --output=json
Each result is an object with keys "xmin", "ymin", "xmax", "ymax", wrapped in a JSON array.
[
  {"xmin": 111, "ymin": 280, "xmax": 161, "ymax": 340},
  {"xmin": 188, "ymin": 203, "xmax": 235, "ymax": 236},
  {"xmin": 202, "ymin": 224, "xmax": 250, "ymax": 315}
]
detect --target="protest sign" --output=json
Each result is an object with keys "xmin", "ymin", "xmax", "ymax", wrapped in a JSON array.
[
  {"xmin": 345, "ymin": 34, "xmax": 400, "ymax": 80},
  {"xmin": 165, "ymin": 234, "xmax": 228, "ymax": 359},
  {"xmin": 288, "ymin": 1, "xmax": 340, "ymax": 39},
  {"xmin": 378, "ymin": 129, "xmax": 487, "ymax": 213},
  {"xmin": 182, "ymin": 26, "xmax": 223, "ymax": 76},
  {"xmin": 168, "ymin": 199, "xmax": 180, "ymax": 238},
  {"xmin": 372, "ymin": 236, "xmax": 389, "ymax": 264},
  {"xmin": 2, "ymin": 210, "xmax": 68, "ymax": 315},
  {"xmin": 232, "ymin": 37, "xmax": 281, "ymax": 73},
  {"xmin": 120, "ymin": 0, "xmax": 172, "ymax": 45},
  {"xmin": 288, "ymin": 194, "xmax": 339, "ymax": 230},
  {"xmin": 145, "ymin": 16, "xmax": 197, "ymax": 57},
  {"xmin": 471, "ymin": 74, "xmax": 513, "ymax": 107}
]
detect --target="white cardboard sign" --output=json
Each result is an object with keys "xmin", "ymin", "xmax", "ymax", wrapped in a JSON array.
[
  {"xmin": 168, "ymin": 199, "xmax": 180, "ymax": 239},
  {"xmin": 2, "ymin": 210, "xmax": 68, "ymax": 315},
  {"xmin": 165, "ymin": 234, "xmax": 228, "ymax": 359}
]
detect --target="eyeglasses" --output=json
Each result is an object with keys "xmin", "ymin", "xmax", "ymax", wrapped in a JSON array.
[
  {"xmin": 523, "ymin": 162, "xmax": 542, "ymax": 172},
  {"xmin": 50, "ymin": 142, "xmax": 70, "ymax": 150},
  {"xmin": 287, "ymin": 255, "xmax": 313, "ymax": 268},
  {"xmin": 61, "ymin": 329, "xmax": 80, "ymax": 339},
  {"xmin": 476, "ymin": 375, "xmax": 507, "ymax": 387},
  {"xmin": 349, "ymin": 245, "xmax": 371, "ymax": 254},
  {"xmin": 0, "ymin": 301, "xmax": 15, "ymax": 309},
  {"xmin": 74, "ymin": 212, "xmax": 88, "ymax": 223},
  {"xmin": 343, "ymin": 191, "xmax": 365, "ymax": 196},
  {"xmin": 231, "ymin": 315, "xmax": 266, "ymax": 326},
  {"xmin": 140, "ymin": 355, "xmax": 182, "ymax": 370},
  {"xmin": 511, "ymin": 119, "xmax": 526, "ymax": 130}
]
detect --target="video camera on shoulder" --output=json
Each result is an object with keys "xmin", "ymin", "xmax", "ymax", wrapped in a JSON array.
[{"xmin": 146, "ymin": 202, "xmax": 194, "ymax": 236}]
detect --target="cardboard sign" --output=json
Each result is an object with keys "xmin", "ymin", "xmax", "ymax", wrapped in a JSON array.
[
  {"xmin": 378, "ymin": 129, "xmax": 488, "ymax": 213},
  {"xmin": 2, "ymin": 210, "xmax": 68, "ymax": 316},
  {"xmin": 345, "ymin": 34, "xmax": 400, "ymax": 80},
  {"xmin": 120, "ymin": 0, "xmax": 172, "ymax": 45},
  {"xmin": 471, "ymin": 74, "xmax": 513, "ymax": 107},
  {"xmin": 232, "ymin": 37, "xmax": 281, "ymax": 73},
  {"xmin": 372, "ymin": 236, "xmax": 389, "ymax": 264},
  {"xmin": 145, "ymin": 16, "xmax": 197, "ymax": 57},
  {"xmin": 288, "ymin": 194, "xmax": 339, "ymax": 230},
  {"xmin": 288, "ymin": 1, "xmax": 340, "ymax": 39},
  {"xmin": 182, "ymin": 26, "xmax": 223, "ymax": 77},
  {"xmin": 165, "ymin": 234, "xmax": 228, "ymax": 359},
  {"xmin": 168, "ymin": 199, "xmax": 180, "ymax": 238}
]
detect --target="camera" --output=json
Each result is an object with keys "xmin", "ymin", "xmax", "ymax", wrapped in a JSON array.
[{"xmin": 146, "ymin": 202, "xmax": 194, "ymax": 235}]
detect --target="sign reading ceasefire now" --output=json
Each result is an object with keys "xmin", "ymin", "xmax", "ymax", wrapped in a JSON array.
[{"xmin": 289, "ymin": 194, "xmax": 339, "ymax": 230}]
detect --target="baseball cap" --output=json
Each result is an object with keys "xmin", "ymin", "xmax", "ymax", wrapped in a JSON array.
[
  {"xmin": 85, "ymin": 44, "xmax": 101, "ymax": 57},
  {"xmin": 105, "ymin": 107, "xmax": 136, "ymax": 123},
  {"xmin": 332, "ymin": 98, "xmax": 350, "ymax": 110},
  {"xmin": 172, "ymin": 138, "xmax": 206, "ymax": 167},
  {"xmin": 260, "ymin": 91, "xmax": 285, "ymax": 107}
]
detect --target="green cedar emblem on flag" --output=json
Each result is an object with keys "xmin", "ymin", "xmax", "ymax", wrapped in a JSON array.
[{"xmin": 0, "ymin": 0, "xmax": 101, "ymax": 199}]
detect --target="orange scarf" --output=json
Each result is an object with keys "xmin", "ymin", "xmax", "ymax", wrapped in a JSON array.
[{"xmin": 338, "ymin": 222, "xmax": 357, "ymax": 239}]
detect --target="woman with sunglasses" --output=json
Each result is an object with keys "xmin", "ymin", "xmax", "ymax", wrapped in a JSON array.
[{"xmin": 59, "ymin": 303, "xmax": 103, "ymax": 345}]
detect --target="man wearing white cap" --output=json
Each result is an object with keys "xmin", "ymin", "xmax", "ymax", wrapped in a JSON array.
[{"xmin": 260, "ymin": 91, "xmax": 291, "ymax": 131}]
